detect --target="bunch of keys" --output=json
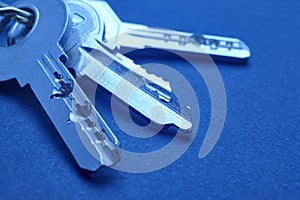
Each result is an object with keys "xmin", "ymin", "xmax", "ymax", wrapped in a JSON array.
[{"xmin": 0, "ymin": 0, "xmax": 250, "ymax": 171}]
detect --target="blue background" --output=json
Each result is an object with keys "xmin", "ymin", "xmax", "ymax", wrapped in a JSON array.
[{"xmin": 0, "ymin": 0, "xmax": 300, "ymax": 199}]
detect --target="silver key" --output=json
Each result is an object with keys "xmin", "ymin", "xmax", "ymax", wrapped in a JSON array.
[
  {"xmin": 54, "ymin": 0, "xmax": 193, "ymax": 131},
  {"xmin": 79, "ymin": 44, "xmax": 192, "ymax": 131},
  {"xmin": 91, "ymin": 0, "xmax": 250, "ymax": 62},
  {"xmin": 0, "ymin": 0, "xmax": 120, "ymax": 171}
]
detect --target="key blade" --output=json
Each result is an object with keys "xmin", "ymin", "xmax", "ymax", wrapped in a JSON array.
[
  {"xmin": 110, "ymin": 26, "xmax": 250, "ymax": 62},
  {"xmin": 70, "ymin": 83, "xmax": 120, "ymax": 167},
  {"xmin": 35, "ymin": 53, "xmax": 121, "ymax": 169},
  {"xmin": 79, "ymin": 46, "xmax": 193, "ymax": 132},
  {"xmin": 191, "ymin": 33, "xmax": 250, "ymax": 61}
]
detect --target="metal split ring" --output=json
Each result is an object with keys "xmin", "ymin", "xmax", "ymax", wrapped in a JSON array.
[{"xmin": 0, "ymin": 3, "xmax": 34, "ymax": 30}]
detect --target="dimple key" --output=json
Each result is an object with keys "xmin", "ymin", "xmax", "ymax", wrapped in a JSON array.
[
  {"xmin": 89, "ymin": 0, "xmax": 250, "ymax": 62},
  {"xmin": 0, "ymin": 0, "xmax": 120, "ymax": 171}
]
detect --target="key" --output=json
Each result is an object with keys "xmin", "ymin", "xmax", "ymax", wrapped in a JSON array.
[
  {"xmin": 0, "ymin": 0, "xmax": 120, "ymax": 171},
  {"xmin": 33, "ymin": 0, "xmax": 193, "ymax": 132},
  {"xmin": 79, "ymin": 44, "xmax": 192, "ymax": 131},
  {"xmin": 89, "ymin": 0, "xmax": 250, "ymax": 62}
]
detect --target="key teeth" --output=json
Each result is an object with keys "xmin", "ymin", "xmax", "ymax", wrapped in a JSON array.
[
  {"xmin": 133, "ymin": 65, "xmax": 172, "ymax": 93},
  {"xmin": 82, "ymin": 40, "xmax": 172, "ymax": 93}
]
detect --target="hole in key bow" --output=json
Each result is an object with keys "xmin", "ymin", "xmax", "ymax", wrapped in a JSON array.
[{"xmin": 0, "ymin": 7, "xmax": 35, "ymax": 47}]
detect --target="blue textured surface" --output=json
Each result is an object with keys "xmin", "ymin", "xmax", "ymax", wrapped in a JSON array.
[{"xmin": 0, "ymin": 0, "xmax": 300, "ymax": 199}]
